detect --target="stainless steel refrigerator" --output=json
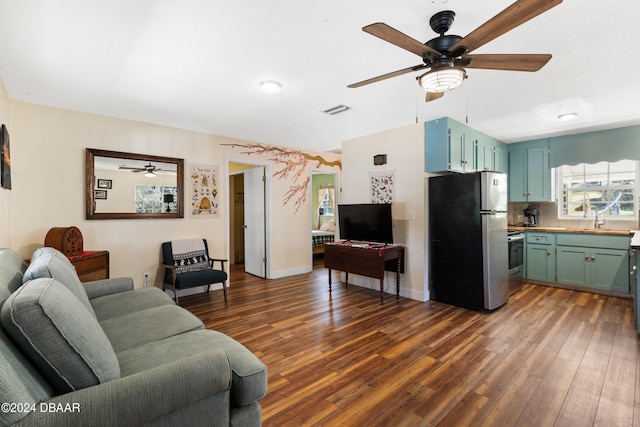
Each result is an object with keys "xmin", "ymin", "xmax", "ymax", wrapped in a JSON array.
[{"xmin": 428, "ymin": 171, "xmax": 508, "ymax": 310}]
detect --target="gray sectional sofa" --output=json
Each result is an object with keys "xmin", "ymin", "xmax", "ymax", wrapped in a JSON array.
[{"xmin": 0, "ymin": 247, "xmax": 267, "ymax": 426}]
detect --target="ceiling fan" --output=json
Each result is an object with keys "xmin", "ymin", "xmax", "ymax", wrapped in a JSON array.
[
  {"xmin": 348, "ymin": 0, "xmax": 563, "ymax": 101},
  {"xmin": 119, "ymin": 162, "xmax": 167, "ymax": 177}
]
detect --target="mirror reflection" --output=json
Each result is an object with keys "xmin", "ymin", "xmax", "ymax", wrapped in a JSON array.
[{"xmin": 86, "ymin": 148, "xmax": 184, "ymax": 220}]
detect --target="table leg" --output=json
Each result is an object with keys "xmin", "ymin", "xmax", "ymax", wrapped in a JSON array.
[
  {"xmin": 396, "ymin": 258, "xmax": 401, "ymax": 299},
  {"xmin": 328, "ymin": 268, "xmax": 332, "ymax": 293},
  {"xmin": 379, "ymin": 275, "xmax": 384, "ymax": 305},
  {"xmin": 345, "ymin": 272, "xmax": 349, "ymax": 288}
]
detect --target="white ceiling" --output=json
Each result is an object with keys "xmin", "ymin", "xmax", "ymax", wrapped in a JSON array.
[{"xmin": 1, "ymin": 0, "xmax": 639, "ymax": 153}]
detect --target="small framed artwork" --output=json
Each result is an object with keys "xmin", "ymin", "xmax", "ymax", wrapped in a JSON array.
[
  {"xmin": 1, "ymin": 124, "xmax": 11, "ymax": 190},
  {"xmin": 94, "ymin": 190, "xmax": 108, "ymax": 200},
  {"xmin": 97, "ymin": 179, "xmax": 112, "ymax": 189}
]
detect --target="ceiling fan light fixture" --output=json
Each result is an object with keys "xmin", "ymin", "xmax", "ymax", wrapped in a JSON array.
[
  {"xmin": 418, "ymin": 66, "xmax": 466, "ymax": 93},
  {"xmin": 144, "ymin": 171, "xmax": 156, "ymax": 178}
]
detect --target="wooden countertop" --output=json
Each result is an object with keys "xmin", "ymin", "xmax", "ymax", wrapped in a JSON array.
[{"xmin": 509, "ymin": 226, "xmax": 633, "ymax": 236}]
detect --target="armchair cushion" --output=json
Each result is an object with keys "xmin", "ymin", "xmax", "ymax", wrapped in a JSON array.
[
  {"xmin": 1, "ymin": 278, "xmax": 120, "ymax": 393},
  {"xmin": 173, "ymin": 268, "xmax": 228, "ymax": 290},
  {"xmin": 170, "ymin": 239, "xmax": 210, "ymax": 273}
]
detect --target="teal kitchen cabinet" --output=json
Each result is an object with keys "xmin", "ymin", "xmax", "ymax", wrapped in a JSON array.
[
  {"xmin": 426, "ymin": 117, "xmax": 507, "ymax": 174},
  {"xmin": 526, "ymin": 232, "xmax": 556, "ymax": 282},
  {"xmin": 425, "ymin": 117, "xmax": 475, "ymax": 173},
  {"xmin": 508, "ymin": 139, "xmax": 551, "ymax": 202},
  {"xmin": 475, "ymin": 132, "xmax": 507, "ymax": 173},
  {"xmin": 556, "ymin": 233, "xmax": 630, "ymax": 293},
  {"xmin": 494, "ymin": 147, "xmax": 509, "ymax": 174}
]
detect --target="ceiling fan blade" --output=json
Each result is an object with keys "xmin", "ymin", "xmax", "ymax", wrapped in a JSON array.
[
  {"xmin": 348, "ymin": 63, "xmax": 428, "ymax": 88},
  {"xmin": 426, "ymin": 92, "xmax": 444, "ymax": 102},
  {"xmin": 363, "ymin": 23, "xmax": 441, "ymax": 58},
  {"xmin": 118, "ymin": 166, "xmax": 143, "ymax": 171},
  {"xmin": 464, "ymin": 54, "xmax": 552, "ymax": 71},
  {"xmin": 449, "ymin": 0, "xmax": 563, "ymax": 55}
]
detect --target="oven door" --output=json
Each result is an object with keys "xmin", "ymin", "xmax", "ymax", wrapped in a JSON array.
[{"xmin": 508, "ymin": 233, "xmax": 524, "ymax": 272}]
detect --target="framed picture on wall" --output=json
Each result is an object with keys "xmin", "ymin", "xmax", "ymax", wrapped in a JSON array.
[
  {"xmin": 1, "ymin": 124, "xmax": 11, "ymax": 190},
  {"xmin": 94, "ymin": 190, "xmax": 108, "ymax": 200},
  {"xmin": 97, "ymin": 179, "xmax": 112, "ymax": 189}
]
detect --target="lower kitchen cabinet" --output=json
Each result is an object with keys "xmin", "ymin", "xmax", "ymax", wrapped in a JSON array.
[
  {"xmin": 556, "ymin": 246, "xmax": 629, "ymax": 292},
  {"xmin": 525, "ymin": 231, "xmax": 631, "ymax": 294},
  {"xmin": 526, "ymin": 233, "xmax": 556, "ymax": 282}
]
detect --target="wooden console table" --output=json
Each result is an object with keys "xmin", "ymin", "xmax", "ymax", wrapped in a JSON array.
[
  {"xmin": 324, "ymin": 241, "xmax": 404, "ymax": 304},
  {"xmin": 68, "ymin": 251, "xmax": 110, "ymax": 282}
]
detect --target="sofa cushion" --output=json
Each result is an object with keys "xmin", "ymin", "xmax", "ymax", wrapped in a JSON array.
[
  {"xmin": 117, "ymin": 329, "xmax": 266, "ymax": 407},
  {"xmin": 23, "ymin": 253, "xmax": 96, "ymax": 318},
  {"xmin": 100, "ymin": 305, "xmax": 204, "ymax": 352},
  {"xmin": 1, "ymin": 278, "xmax": 120, "ymax": 393},
  {"xmin": 0, "ymin": 248, "xmax": 28, "ymax": 305},
  {"xmin": 90, "ymin": 286, "xmax": 176, "ymax": 322}
]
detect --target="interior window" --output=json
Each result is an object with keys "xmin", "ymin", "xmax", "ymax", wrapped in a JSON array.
[
  {"xmin": 318, "ymin": 188, "xmax": 335, "ymax": 216},
  {"xmin": 556, "ymin": 160, "xmax": 637, "ymax": 219}
]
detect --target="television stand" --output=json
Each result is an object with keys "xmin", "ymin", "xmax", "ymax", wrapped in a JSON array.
[{"xmin": 324, "ymin": 241, "xmax": 404, "ymax": 304}]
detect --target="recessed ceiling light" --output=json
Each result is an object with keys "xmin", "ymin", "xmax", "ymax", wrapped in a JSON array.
[
  {"xmin": 259, "ymin": 80, "xmax": 282, "ymax": 94},
  {"xmin": 558, "ymin": 112, "xmax": 578, "ymax": 121}
]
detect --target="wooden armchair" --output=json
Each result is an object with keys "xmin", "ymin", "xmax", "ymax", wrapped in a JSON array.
[{"xmin": 161, "ymin": 239, "xmax": 228, "ymax": 305}]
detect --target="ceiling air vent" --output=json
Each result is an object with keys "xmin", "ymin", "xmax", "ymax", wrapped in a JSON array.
[{"xmin": 323, "ymin": 104, "xmax": 351, "ymax": 115}]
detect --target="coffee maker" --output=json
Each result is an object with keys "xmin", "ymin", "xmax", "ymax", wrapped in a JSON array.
[{"xmin": 523, "ymin": 206, "xmax": 538, "ymax": 227}]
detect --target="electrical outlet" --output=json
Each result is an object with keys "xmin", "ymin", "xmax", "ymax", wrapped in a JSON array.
[{"xmin": 143, "ymin": 272, "xmax": 150, "ymax": 281}]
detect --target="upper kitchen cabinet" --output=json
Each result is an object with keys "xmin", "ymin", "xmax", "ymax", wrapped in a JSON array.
[
  {"xmin": 425, "ymin": 117, "xmax": 507, "ymax": 174},
  {"xmin": 508, "ymin": 138, "xmax": 551, "ymax": 202},
  {"xmin": 425, "ymin": 117, "xmax": 474, "ymax": 173}
]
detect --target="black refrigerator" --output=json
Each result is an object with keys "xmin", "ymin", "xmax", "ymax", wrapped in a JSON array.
[{"xmin": 428, "ymin": 171, "xmax": 509, "ymax": 310}]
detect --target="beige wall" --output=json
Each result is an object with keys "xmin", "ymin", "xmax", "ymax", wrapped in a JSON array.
[
  {"xmin": 5, "ymin": 99, "xmax": 340, "ymax": 289},
  {"xmin": 342, "ymin": 123, "xmax": 430, "ymax": 301},
  {"xmin": 0, "ymin": 74, "xmax": 11, "ymax": 248}
]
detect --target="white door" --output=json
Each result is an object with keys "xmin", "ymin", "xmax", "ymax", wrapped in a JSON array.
[{"xmin": 243, "ymin": 166, "xmax": 266, "ymax": 277}]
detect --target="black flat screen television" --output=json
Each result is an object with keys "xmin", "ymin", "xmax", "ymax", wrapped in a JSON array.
[{"xmin": 338, "ymin": 203, "xmax": 393, "ymax": 244}]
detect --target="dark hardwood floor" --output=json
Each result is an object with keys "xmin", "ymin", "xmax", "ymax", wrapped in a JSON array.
[{"xmin": 181, "ymin": 257, "xmax": 640, "ymax": 426}]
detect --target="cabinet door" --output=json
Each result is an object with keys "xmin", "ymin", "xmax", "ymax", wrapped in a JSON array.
[
  {"xmin": 494, "ymin": 147, "xmax": 508, "ymax": 174},
  {"xmin": 526, "ymin": 146, "xmax": 551, "ymax": 201},
  {"xmin": 475, "ymin": 138, "xmax": 494, "ymax": 171},
  {"xmin": 463, "ymin": 138, "xmax": 476, "ymax": 172},
  {"xmin": 509, "ymin": 150, "xmax": 527, "ymax": 202},
  {"xmin": 448, "ymin": 125, "xmax": 465, "ymax": 172},
  {"xmin": 526, "ymin": 244, "xmax": 555, "ymax": 282},
  {"xmin": 556, "ymin": 246, "xmax": 589, "ymax": 287},
  {"xmin": 590, "ymin": 248, "xmax": 629, "ymax": 293}
]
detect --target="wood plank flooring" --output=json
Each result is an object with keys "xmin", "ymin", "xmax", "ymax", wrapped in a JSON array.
[{"xmin": 180, "ymin": 258, "xmax": 640, "ymax": 426}]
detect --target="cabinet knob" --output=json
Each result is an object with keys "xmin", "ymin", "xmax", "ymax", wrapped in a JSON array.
[
  {"xmin": 591, "ymin": 256, "xmax": 596, "ymax": 261},
  {"xmin": 585, "ymin": 256, "xmax": 589, "ymax": 260}
]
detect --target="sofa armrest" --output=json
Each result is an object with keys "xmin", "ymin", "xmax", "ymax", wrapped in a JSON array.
[
  {"xmin": 83, "ymin": 277, "xmax": 134, "ymax": 299},
  {"xmin": 16, "ymin": 349, "xmax": 232, "ymax": 427}
]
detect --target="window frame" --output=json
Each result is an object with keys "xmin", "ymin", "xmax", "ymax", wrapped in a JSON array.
[{"xmin": 555, "ymin": 160, "xmax": 638, "ymax": 221}]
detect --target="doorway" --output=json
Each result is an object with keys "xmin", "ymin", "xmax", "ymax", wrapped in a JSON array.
[
  {"xmin": 228, "ymin": 161, "xmax": 270, "ymax": 278},
  {"xmin": 310, "ymin": 170, "xmax": 340, "ymax": 263}
]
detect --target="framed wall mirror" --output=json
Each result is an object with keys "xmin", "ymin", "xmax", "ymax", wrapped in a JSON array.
[{"xmin": 86, "ymin": 148, "xmax": 184, "ymax": 220}]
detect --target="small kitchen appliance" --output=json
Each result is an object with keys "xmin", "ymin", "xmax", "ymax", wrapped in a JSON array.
[{"xmin": 523, "ymin": 206, "xmax": 538, "ymax": 227}]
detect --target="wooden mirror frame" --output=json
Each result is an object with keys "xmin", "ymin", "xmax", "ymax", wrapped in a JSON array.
[{"xmin": 86, "ymin": 148, "xmax": 185, "ymax": 220}]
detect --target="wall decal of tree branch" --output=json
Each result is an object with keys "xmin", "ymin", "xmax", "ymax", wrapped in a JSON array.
[{"xmin": 223, "ymin": 143, "xmax": 341, "ymax": 213}]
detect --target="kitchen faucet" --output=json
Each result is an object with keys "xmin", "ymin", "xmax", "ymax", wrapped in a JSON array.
[{"xmin": 590, "ymin": 205, "xmax": 606, "ymax": 229}]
